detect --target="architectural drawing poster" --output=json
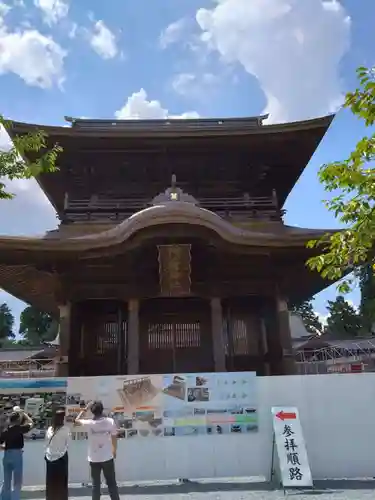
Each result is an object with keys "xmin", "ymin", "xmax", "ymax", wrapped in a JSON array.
[
  {"xmin": 0, "ymin": 373, "xmax": 258, "ymax": 441},
  {"xmin": 66, "ymin": 371, "xmax": 258, "ymax": 439}
]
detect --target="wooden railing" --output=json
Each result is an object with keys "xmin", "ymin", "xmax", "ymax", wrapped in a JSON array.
[{"xmin": 62, "ymin": 194, "xmax": 284, "ymax": 222}]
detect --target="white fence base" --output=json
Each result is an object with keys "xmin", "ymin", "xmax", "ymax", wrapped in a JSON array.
[{"xmin": 1, "ymin": 373, "xmax": 374, "ymax": 486}]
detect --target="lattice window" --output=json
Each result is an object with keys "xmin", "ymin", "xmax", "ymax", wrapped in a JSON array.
[
  {"xmin": 232, "ymin": 319, "xmax": 249, "ymax": 355},
  {"xmin": 147, "ymin": 322, "xmax": 201, "ymax": 349},
  {"xmin": 96, "ymin": 320, "xmax": 127, "ymax": 354},
  {"xmin": 175, "ymin": 322, "xmax": 200, "ymax": 348},
  {"xmin": 148, "ymin": 323, "xmax": 173, "ymax": 350},
  {"xmin": 224, "ymin": 318, "xmax": 249, "ymax": 356}
]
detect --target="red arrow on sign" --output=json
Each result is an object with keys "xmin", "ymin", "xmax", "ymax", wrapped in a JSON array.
[{"xmin": 276, "ymin": 411, "xmax": 296, "ymax": 421}]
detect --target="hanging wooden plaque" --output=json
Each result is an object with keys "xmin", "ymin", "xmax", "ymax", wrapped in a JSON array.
[{"xmin": 157, "ymin": 244, "xmax": 191, "ymax": 296}]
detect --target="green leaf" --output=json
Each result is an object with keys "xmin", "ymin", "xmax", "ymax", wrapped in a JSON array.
[
  {"xmin": 306, "ymin": 66, "xmax": 375, "ymax": 294},
  {"xmin": 0, "ymin": 115, "xmax": 62, "ymax": 200}
]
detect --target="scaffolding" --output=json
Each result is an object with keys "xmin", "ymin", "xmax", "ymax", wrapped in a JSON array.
[
  {"xmin": 0, "ymin": 359, "xmax": 56, "ymax": 378},
  {"xmin": 295, "ymin": 337, "xmax": 375, "ymax": 375},
  {"xmin": 3, "ymin": 340, "xmax": 375, "ymax": 378}
]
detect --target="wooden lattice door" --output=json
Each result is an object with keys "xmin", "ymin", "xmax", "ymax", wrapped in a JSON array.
[
  {"xmin": 223, "ymin": 299, "xmax": 264, "ymax": 373},
  {"xmin": 73, "ymin": 300, "xmax": 127, "ymax": 376},
  {"xmin": 139, "ymin": 298, "xmax": 214, "ymax": 374}
]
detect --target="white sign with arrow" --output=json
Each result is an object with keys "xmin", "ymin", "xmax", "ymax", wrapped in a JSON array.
[{"xmin": 271, "ymin": 406, "xmax": 313, "ymax": 488}]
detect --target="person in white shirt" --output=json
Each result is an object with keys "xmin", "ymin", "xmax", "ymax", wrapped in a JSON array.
[
  {"xmin": 45, "ymin": 408, "xmax": 70, "ymax": 500},
  {"xmin": 74, "ymin": 401, "xmax": 120, "ymax": 500}
]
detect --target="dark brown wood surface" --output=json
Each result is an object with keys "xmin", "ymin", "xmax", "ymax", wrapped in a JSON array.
[
  {"xmin": 68, "ymin": 296, "xmax": 268, "ymax": 377},
  {"xmin": 7, "ymin": 115, "xmax": 333, "ymax": 215},
  {"xmin": 0, "ymin": 238, "xmax": 331, "ymax": 315}
]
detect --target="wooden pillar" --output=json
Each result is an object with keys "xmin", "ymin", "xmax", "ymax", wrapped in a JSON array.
[
  {"xmin": 260, "ymin": 317, "xmax": 271, "ymax": 376},
  {"xmin": 127, "ymin": 299, "xmax": 140, "ymax": 375},
  {"xmin": 276, "ymin": 296, "xmax": 297, "ymax": 375},
  {"xmin": 211, "ymin": 298, "xmax": 226, "ymax": 372},
  {"xmin": 263, "ymin": 298, "xmax": 283, "ymax": 376},
  {"xmin": 56, "ymin": 303, "xmax": 70, "ymax": 377}
]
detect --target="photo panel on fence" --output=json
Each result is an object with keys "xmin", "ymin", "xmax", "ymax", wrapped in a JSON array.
[
  {"xmin": 66, "ymin": 371, "xmax": 258, "ymax": 443},
  {"xmin": 0, "ymin": 372, "xmax": 259, "ymax": 484}
]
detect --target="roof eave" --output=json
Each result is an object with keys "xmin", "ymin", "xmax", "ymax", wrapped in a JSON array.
[
  {"xmin": 0, "ymin": 241, "xmax": 340, "ymax": 315},
  {"xmin": 0, "ymin": 229, "xmax": 337, "ymax": 256},
  {"xmin": 5, "ymin": 114, "xmax": 335, "ymax": 140}
]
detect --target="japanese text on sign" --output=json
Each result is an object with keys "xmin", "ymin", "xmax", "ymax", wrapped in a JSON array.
[{"xmin": 271, "ymin": 407, "xmax": 313, "ymax": 488}]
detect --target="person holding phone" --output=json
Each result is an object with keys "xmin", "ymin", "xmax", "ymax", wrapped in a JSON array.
[
  {"xmin": 45, "ymin": 408, "xmax": 70, "ymax": 500},
  {"xmin": 0, "ymin": 409, "xmax": 33, "ymax": 500},
  {"xmin": 74, "ymin": 400, "xmax": 120, "ymax": 500}
]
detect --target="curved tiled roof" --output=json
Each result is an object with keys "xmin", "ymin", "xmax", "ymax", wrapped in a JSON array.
[
  {"xmin": 0, "ymin": 202, "xmax": 333, "ymax": 254},
  {"xmin": 7, "ymin": 114, "xmax": 334, "ymax": 139},
  {"xmin": 0, "ymin": 202, "xmax": 337, "ymax": 314}
]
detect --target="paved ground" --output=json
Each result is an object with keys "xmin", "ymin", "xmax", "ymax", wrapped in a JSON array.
[
  {"xmin": 26, "ymin": 493, "xmax": 375, "ymax": 500},
  {"xmin": 21, "ymin": 479, "xmax": 375, "ymax": 500}
]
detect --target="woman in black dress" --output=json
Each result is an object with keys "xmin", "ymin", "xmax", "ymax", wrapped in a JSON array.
[{"xmin": 44, "ymin": 408, "xmax": 70, "ymax": 500}]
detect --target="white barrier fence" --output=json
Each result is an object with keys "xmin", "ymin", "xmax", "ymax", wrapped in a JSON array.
[{"xmin": 1, "ymin": 373, "xmax": 375, "ymax": 486}]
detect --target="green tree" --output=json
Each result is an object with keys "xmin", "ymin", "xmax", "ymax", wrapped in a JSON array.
[
  {"xmin": 290, "ymin": 299, "xmax": 323, "ymax": 335},
  {"xmin": 0, "ymin": 115, "xmax": 62, "ymax": 200},
  {"xmin": 0, "ymin": 302, "xmax": 15, "ymax": 347},
  {"xmin": 359, "ymin": 263, "xmax": 375, "ymax": 333},
  {"xmin": 325, "ymin": 296, "xmax": 362, "ymax": 339},
  {"xmin": 307, "ymin": 66, "xmax": 375, "ymax": 290},
  {"xmin": 18, "ymin": 306, "xmax": 58, "ymax": 346}
]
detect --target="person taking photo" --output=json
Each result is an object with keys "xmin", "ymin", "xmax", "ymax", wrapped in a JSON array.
[
  {"xmin": 45, "ymin": 407, "xmax": 70, "ymax": 500},
  {"xmin": 74, "ymin": 400, "xmax": 120, "ymax": 500},
  {"xmin": 0, "ymin": 409, "xmax": 33, "ymax": 500}
]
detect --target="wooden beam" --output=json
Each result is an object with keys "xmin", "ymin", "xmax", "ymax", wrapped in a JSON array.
[{"xmin": 64, "ymin": 279, "xmax": 277, "ymax": 301}]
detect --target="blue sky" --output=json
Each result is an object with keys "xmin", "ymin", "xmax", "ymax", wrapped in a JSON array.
[{"xmin": 0, "ymin": 0, "xmax": 374, "ymax": 331}]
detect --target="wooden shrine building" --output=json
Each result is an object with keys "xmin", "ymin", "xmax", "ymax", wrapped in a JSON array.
[{"xmin": 0, "ymin": 115, "xmax": 336, "ymax": 377}]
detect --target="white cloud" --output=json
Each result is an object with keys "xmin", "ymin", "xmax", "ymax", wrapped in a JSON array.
[
  {"xmin": 0, "ymin": 125, "xmax": 55, "ymax": 208},
  {"xmin": 3, "ymin": 178, "xmax": 53, "ymax": 206},
  {"xmin": 68, "ymin": 21, "xmax": 77, "ymax": 39},
  {"xmin": 195, "ymin": 0, "xmax": 350, "ymax": 123},
  {"xmin": 172, "ymin": 72, "xmax": 218, "ymax": 98},
  {"xmin": 316, "ymin": 312, "xmax": 328, "ymax": 327},
  {"xmin": 33, "ymin": 0, "xmax": 69, "ymax": 26},
  {"xmin": 0, "ymin": 122, "xmax": 56, "ymax": 232},
  {"xmin": 115, "ymin": 89, "xmax": 200, "ymax": 120},
  {"xmin": 0, "ymin": 124, "xmax": 11, "ymax": 150},
  {"xmin": 159, "ymin": 18, "xmax": 189, "ymax": 49},
  {"xmin": 89, "ymin": 20, "xmax": 118, "ymax": 60},
  {"xmin": 0, "ymin": 12, "xmax": 66, "ymax": 88},
  {"xmin": 346, "ymin": 299, "xmax": 359, "ymax": 313},
  {"xmin": 0, "ymin": 1, "xmax": 10, "ymax": 16}
]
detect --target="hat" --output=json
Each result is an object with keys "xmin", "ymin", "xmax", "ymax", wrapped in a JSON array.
[{"xmin": 13, "ymin": 406, "xmax": 21, "ymax": 412}]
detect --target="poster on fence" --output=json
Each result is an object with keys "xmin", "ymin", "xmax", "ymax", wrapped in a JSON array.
[
  {"xmin": 0, "ymin": 378, "xmax": 67, "ymax": 441},
  {"xmin": 66, "ymin": 371, "xmax": 258, "ymax": 440}
]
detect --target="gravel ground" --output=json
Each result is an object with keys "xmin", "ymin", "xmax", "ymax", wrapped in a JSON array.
[{"xmin": 21, "ymin": 479, "xmax": 375, "ymax": 500}]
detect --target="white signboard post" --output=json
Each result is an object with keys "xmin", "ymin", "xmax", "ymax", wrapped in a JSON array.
[{"xmin": 271, "ymin": 407, "xmax": 313, "ymax": 489}]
